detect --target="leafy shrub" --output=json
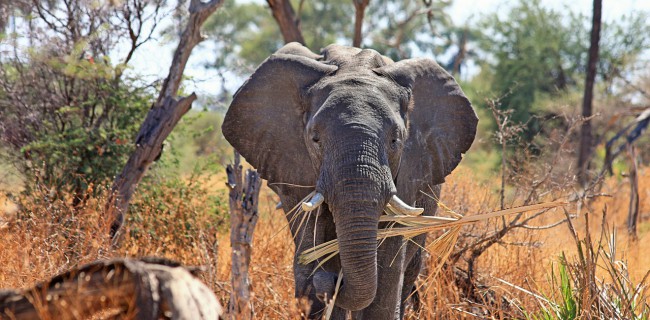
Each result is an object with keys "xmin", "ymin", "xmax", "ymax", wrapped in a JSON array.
[
  {"xmin": 16, "ymin": 72, "xmax": 152, "ymax": 204},
  {"xmin": 0, "ymin": 0, "xmax": 162, "ymax": 205}
]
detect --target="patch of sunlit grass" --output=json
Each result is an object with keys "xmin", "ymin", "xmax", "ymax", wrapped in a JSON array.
[{"xmin": 1, "ymin": 166, "xmax": 648, "ymax": 319}]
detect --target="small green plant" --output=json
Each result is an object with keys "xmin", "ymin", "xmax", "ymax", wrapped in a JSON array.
[
  {"xmin": 526, "ymin": 258, "xmax": 578, "ymax": 320},
  {"xmin": 526, "ymin": 210, "xmax": 650, "ymax": 320}
]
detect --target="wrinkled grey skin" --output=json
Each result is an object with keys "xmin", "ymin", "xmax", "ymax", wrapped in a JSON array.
[{"xmin": 222, "ymin": 42, "xmax": 477, "ymax": 319}]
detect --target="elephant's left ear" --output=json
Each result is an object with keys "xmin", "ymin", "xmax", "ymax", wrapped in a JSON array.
[{"xmin": 374, "ymin": 58, "xmax": 478, "ymax": 187}]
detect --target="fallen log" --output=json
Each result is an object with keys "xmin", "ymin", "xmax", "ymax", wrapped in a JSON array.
[{"xmin": 0, "ymin": 258, "xmax": 223, "ymax": 319}]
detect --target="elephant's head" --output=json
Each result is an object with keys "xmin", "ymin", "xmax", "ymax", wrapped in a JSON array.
[{"xmin": 222, "ymin": 43, "xmax": 477, "ymax": 310}]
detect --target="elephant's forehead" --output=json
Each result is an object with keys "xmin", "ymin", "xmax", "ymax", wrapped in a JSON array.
[
  {"xmin": 310, "ymin": 72, "xmax": 406, "ymax": 111},
  {"xmin": 321, "ymin": 45, "xmax": 391, "ymax": 69},
  {"xmin": 308, "ymin": 79, "xmax": 404, "ymax": 129},
  {"xmin": 312, "ymin": 72, "xmax": 401, "ymax": 97}
]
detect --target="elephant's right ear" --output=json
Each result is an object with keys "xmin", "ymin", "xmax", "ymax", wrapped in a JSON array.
[{"xmin": 222, "ymin": 53, "xmax": 337, "ymax": 186}]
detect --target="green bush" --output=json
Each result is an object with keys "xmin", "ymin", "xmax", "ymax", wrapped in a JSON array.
[{"xmin": 20, "ymin": 77, "xmax": 152, "ymax": 203}]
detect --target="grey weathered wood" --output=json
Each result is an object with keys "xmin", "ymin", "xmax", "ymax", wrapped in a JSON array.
[
  {"xmin": 227, "ymin": 152, "xmax": 262, "ymax": 319},
  {"xmin": 0, "ymin": 258, "xmax": 223, "ymax": 319},
  {"xmin": 105, "ymin": 0, "xmax": 224, "ymax": 241}
]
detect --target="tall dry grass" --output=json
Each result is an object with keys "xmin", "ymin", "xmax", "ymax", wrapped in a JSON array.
[{"xmin": 1, "ymin": 165, "xmax": 648, "ymax": 318}]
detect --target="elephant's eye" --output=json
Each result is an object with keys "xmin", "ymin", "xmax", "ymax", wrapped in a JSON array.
[
  {"xmin": 390, "ymin": 125, "xmax": 404, "ymax": 150},
  {"xmin": 312, "ymin": 136, "xmax": 320, "ymax": 143},
  {"xmin": 390, "ymin": 128, "xmax": 404, "ymax": 150}
]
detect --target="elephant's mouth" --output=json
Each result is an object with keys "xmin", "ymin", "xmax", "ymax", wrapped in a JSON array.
[
  {"xmin": 302, "ymin": 191, "xmax": 423, "ymax": 216},
  {"xmin": 302, "ymin": 189, "xmax": 424, "ymax": 310}
]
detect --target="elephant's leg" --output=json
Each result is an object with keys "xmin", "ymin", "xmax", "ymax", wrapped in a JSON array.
[
  {"xmin": 276, "ymin": 190, "xmax": 328, "ymax": 318},
  {"xmin": 400, "ymin": 245, "xmax": 422, "ymax": 318},
  {"xmin": 309, "ymin": 213, "xmax": 351, "ymax": 319},
  {"xmin": 329, "ymin": 306, "xmax": 348, "ymax": 320},
  {"xmin": 354, "ymin": 235, "xmax": 407, "ymax": 319},
  {"xmin": 311, "ymin": 271, "xmax": 349, "ymax": 320},
  {"xmin": 399, "ymin": 186, "xmax": 440, "ymax": 318}
]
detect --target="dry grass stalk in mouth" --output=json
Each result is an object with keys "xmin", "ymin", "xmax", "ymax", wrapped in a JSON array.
[
  {"xmin": 323, "ymin": 270, "xmax": 344, "ymax": 320},
  {"xmin": 299, "ymin": 201, "xmax": 567, "ymax": 266}
]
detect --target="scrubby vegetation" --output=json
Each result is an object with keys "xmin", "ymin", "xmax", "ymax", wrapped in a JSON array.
[
  {"xmin": 1, "ymin": 0, "xmax": 649, "ymax": 318},
  {"xmin": 1, "ymin": 165, "xmax": 649, "ymax": 318}
]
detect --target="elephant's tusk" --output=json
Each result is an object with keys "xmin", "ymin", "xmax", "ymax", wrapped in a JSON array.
[
  {"xmin": 387, "ymin": 195, "xmax": 424, "ymax": 216},
  {"xmin": 301, "ymin": 192, "xmax": 324, "ymax": 212}
]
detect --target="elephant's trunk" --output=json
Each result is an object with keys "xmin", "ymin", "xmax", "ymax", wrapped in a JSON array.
[
  {"xmin": 330, "ymin": 197, "xmax": 380, "ymax": 310},
  {"xmin": 320, "ymin": 135, "xmax": 394, "ymax": 311}
]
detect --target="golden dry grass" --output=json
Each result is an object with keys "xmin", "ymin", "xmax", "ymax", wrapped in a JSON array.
[{"xmin": 0, "ymin": 165, "xmax": 648, "ymax": 318}]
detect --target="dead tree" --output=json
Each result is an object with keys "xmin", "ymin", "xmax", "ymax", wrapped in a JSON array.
[
  {"xmin": 105, "ymin": 0, "xmax": 224, "ymax": 241},
  {"xmin": 227, "ymin": 152, "xmax": 262, "ymax": 319},
  {"xmin": 0, "ymin": 258, "xmax": 223, "ymax": 319}
]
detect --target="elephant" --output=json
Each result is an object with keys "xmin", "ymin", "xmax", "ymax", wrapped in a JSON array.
[{"xmin": 222, "ymin": 42, "xmax": 478, "ymax": 319}]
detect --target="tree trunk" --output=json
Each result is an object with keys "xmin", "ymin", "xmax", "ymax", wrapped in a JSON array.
[
  {"xmin": 227, "ymin": 152, "xmax": 262, "ymax": 319},
  {"xmin": 626, "ymin": 144, "xmax": 639, "ymax": 240},
  {"xmin": 104, "ymin": 0, "xmax": 224, "ymax": 242},
  {"xmin": 267, "ymin": 0, "xmax": 305, "ymax": 44},
  {"xmin": 577, "ymin": 0, "xmax": 602, "ymax": 186},
  {"xmin": 451, "ymin": 29, "xmax": 467, "ymax": 76},
  {"xmin": 353, "ymin": 0, "xmax": 370, "ymax": 47}
]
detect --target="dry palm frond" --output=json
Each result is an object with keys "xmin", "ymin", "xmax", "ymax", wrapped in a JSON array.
[
  {"xmin": 404, "ymin": 225, "xmax": 463, "ymax": 302},
  {"xmin": 424, "ymin": 225, "xmax": 462, "ymax": 277},
  {"xmin": 300, "ymin": 201, "xmax": 566, "ymax": 266}
]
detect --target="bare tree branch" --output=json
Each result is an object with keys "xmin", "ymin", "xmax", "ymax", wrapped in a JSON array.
[{"xmin": 521, "ymin": 215, "xmax": 576, "ymax": 230}]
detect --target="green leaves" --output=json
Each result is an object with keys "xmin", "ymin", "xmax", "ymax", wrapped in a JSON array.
[
  {"xmin": 203, "ymin": 0, "xmax": 454, "ymax": 71},
  {"xmin": 476, "ymin": 0, "xmax": 585, "ymax": 124},
  {"xmin": 10, "ymin": 67, "xmax": 152, "ymax": 201},
  {"xmin": 476, "ymin": 0, "xmax": 650, "ymax": 127},
  {"xmin": 557, "ymin": 257, "xmax": 578, "ymax": 319}
]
